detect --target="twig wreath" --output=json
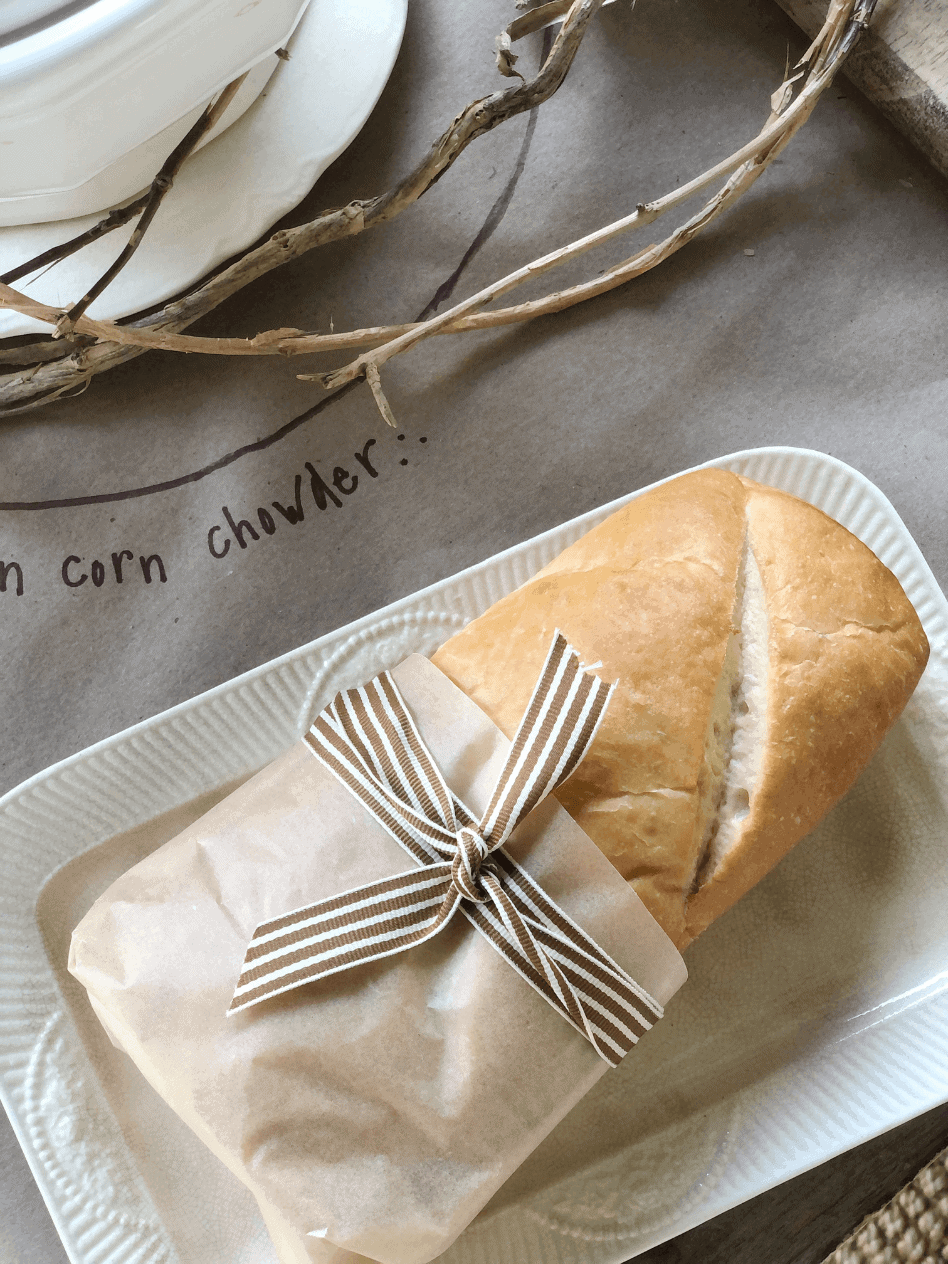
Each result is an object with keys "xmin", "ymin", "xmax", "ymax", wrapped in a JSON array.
[{"xmin": 0, "ymin": 0, "xmax": 874, "ymax": 419}]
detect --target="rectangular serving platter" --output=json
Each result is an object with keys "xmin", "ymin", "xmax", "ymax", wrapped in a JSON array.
[{"xmin": 2, "ymin": 446, "xmax": 948, "ymax": 1264}]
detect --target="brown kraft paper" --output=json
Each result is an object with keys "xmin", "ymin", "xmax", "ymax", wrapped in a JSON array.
[{"xmin": 69, "ymin": 654, "xmax": 687, "ymax": 1264}]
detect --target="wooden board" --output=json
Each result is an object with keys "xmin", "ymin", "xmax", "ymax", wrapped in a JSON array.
[
  {"xmin": 633, "ymin": 1104, "xmax": 948, "ymax": 1263},
  {"xmin": 775, "ymin": 0, "xmax": 948, "ymax": 179}
]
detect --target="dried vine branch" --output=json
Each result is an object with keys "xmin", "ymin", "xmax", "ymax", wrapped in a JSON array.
[
  {"xmin": 56, "ymin": 74, "xmax": 249, "ymax": 333},
  {"xmin": 1, "ymin": 74, "xmax": 247, "ymax": 308},
  {"xmin": 0, "ymin": 0, "xmax": 605, "ymax": 414},
  {"xmin": 0, "ymin": 0, "xmax": 873, "ymax": 416},
  {"xmin": 0, "ymin": 199, "xmax": 150, "ymax": 291},
  {"xmin": 307, "ymin": 0, "xmax": 871, "ymax": 416}
]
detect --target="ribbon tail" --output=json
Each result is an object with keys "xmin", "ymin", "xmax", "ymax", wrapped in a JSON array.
[
  {"xmin": 229, "ymin": 863, "xmax": 459, "ymax": 1014},
  {"xmin": 307, "ymin": 712, "xmax": 456, "ymax": 865},
  {"xmin": 490, "ymin": 849, "xmax": 663, "ymax": 1023},
  {"xmin": 478, "ymin": 631, "xmax": 615, "ymax": 849},
  {"xmin": 465, "ymin": 858, "xmax": 661, "ymax": 1067},
  {"xmin": 471, "ymin": 870, "xmax": 597, "ymax": 1035},
  {"xmin": 306, "ymin": 670, "xmax": 480, "ymax": 865}
]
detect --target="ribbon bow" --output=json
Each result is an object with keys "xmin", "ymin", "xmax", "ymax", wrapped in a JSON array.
[{"xmin": 229, "ymin": 632, "xmax": 663, "ymax": 1066}]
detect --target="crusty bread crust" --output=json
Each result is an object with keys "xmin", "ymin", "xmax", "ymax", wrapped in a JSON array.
[
  {"xmin": 682, "ymin": 478, "xmax": 931, "ymax": 940},
  {"xmin": 432, "ymin": 470, "xmax": 929, "ymax": 950}
]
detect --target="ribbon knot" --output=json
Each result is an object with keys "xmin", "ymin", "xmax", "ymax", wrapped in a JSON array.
[
  {"xmin": 451, "ymin": 826, "xmax": 491, "ymax": 902},
  {"xmin": 229, "ymin": 632, "xmax": 665, "ymax": 1067}
]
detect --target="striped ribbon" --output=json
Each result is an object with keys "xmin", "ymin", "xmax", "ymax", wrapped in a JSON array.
[{"xmin": 229, "ymin": 632, "xmax": 663, "ymax": 1066}]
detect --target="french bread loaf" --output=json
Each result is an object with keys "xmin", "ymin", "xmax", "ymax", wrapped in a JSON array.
[{"xmin": 432, "ymin": 469, "xmax": 929, "ymax": 950}]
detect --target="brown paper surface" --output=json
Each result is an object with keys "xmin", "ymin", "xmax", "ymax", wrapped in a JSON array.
[
  {"xmin": 7, "ymin": 0, "xmax": 948, "ymax": 1258},
  {"xmin": 69, "ymin": 654, "xmax": 686, "ymax": 1264}
]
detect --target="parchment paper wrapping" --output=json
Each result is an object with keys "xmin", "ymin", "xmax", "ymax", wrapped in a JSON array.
[{"xmin": 69, "ymin": 655, "xmax": 687, "ymax": 1264}]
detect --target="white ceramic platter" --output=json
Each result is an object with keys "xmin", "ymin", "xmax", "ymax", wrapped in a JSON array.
[
  {"xmin": 0, "ymin": 0, "xmax": 408, "ymax": 337},
  {"xmin": 2, "ymin": 447, "xmax": 947, "ymax": 1264}
]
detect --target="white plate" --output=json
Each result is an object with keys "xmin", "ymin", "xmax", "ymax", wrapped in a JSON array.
[
  {"xmin": 2, "ymin": 447, "xmax": 947, "ymax": 1264},
  {"xmin": 0, "ymin": 0, "xmax": 407, "ymax": 337},
  {"xmin": 0, "ymin": 0, "xmax": 310, "ymax": 212}
]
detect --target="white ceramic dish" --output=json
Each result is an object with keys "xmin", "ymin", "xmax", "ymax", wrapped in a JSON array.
[
  {"xmin": 2, "ymin": 447, "xmax": 947, "ymax": 1264},
  {"xmin": 0, "ymin": 0, "xmax": 86, "ymax": 38},
  {"xmin": 0, "ymin": 0, "xmax": 408, "ymax": 335},
  {"xmin": 0, "ymin": 56, "xmax": 283, "ymax": 226},
  {"xmin": 0, "ymin": 0, "xmax": 310, "ymax": 212}
]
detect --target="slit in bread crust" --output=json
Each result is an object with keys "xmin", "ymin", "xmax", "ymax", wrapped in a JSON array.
[{"xmin": 692, "ymin": 531, "xmax": 770, "ymax": 893}]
